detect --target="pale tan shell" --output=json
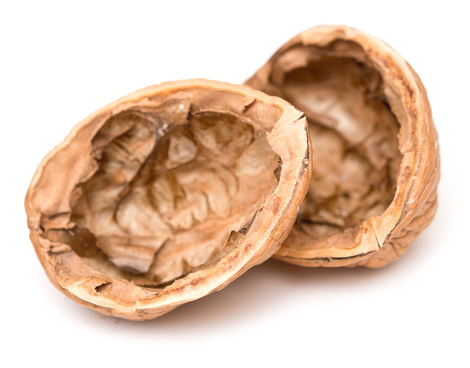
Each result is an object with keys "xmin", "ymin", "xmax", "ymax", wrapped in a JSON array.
[
  {"xmin": 25, "ymin": 79, "xmax": 311, "ymax": 320},
  {"xmin": 246, "ymin": 25, "xmax": 440, "ymax": 268}
]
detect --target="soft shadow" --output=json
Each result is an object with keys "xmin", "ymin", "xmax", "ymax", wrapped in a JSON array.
[{"xmin": 100, "ymin": 257, "xmax": 400, "ymax": 333}]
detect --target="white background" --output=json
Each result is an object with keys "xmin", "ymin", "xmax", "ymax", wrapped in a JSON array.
[{"xmin": 1, "ymin": 1, "xmax": 468, "ymax": 367}]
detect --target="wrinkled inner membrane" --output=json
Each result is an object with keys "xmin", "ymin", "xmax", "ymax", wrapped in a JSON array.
[
  {"xmin": 55, "ymin": 104, "xmax": 279, "ymax": 287},
  {"xmin": 276, "ymin": 55, "xmax": 402, "ymax": 241}
]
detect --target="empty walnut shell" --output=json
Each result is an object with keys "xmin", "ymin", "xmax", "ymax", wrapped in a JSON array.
[
  {"xmin": 25, "ymin": 79, "xmax": 311, "ymax": 320},
  {"xmin": 246, "ymin": 25, "xmax": 440, "ymax": 268}
]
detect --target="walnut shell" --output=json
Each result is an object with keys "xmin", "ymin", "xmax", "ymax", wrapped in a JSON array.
[
  {"xmin": 246, "ymin": 25, "xmax": 440, "ymax": 268},
  {"xmin": 25, "ymin": 79, "xmax": 311, "ymax": 320}
]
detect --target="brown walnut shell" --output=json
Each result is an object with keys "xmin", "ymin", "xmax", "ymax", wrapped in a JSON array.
[
  {"xmin": 25, "ymin": 79, "xmax": 311, "ymax": 320},
  {"xmin": 246, "ymin": 25, "xmax": 440, "ymax": 268}
]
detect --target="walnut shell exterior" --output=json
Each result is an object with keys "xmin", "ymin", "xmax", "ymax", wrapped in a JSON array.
[
  {"xmin": 246, "ymin": 25, "xmax": 440, "ymax": 268},
  {"xmin": 25, "ymin": 79, "xmax": 311, "ymax": 320}
]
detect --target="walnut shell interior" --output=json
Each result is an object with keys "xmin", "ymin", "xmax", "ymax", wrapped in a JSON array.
[
  {"xmin": 65, "ymin": 106, "xmax": 279, "ymax": 285},
  {"xmin": 246, "ymin": 25, "xmax": 440, "ymax": 267},
  {"xmin": 25, "ymin": 80, "xmax": 311, "ymax": 320},
  {"xmin": 276, "ymin": 54, "xmax": 401, "ymax": 242}
]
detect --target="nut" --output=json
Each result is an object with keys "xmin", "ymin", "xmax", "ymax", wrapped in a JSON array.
[
  {"xmin": 246, "ymin": 25, "xmax": 440, "ymax": 268},
  {"xmin": 25, "ymin": 79, "xmax": 311, "ymax": 320}
]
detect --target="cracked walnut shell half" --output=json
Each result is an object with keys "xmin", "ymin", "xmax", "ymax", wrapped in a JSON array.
[
  {"xmin": 25, "ymin": 79, "xmax": 311, "ymax": 320},
  {"xmin": 246, "ymin": 25, "xmax": 440, "ymax": 268}
]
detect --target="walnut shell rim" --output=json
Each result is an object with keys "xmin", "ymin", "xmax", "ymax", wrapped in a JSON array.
[
  {"xmin": 25, "ymin": 79, "xmax": 311, "ymax": 320},
  {"xmin": 246, "ymin": 25, "xmax": 440, "ymax": 268}
]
